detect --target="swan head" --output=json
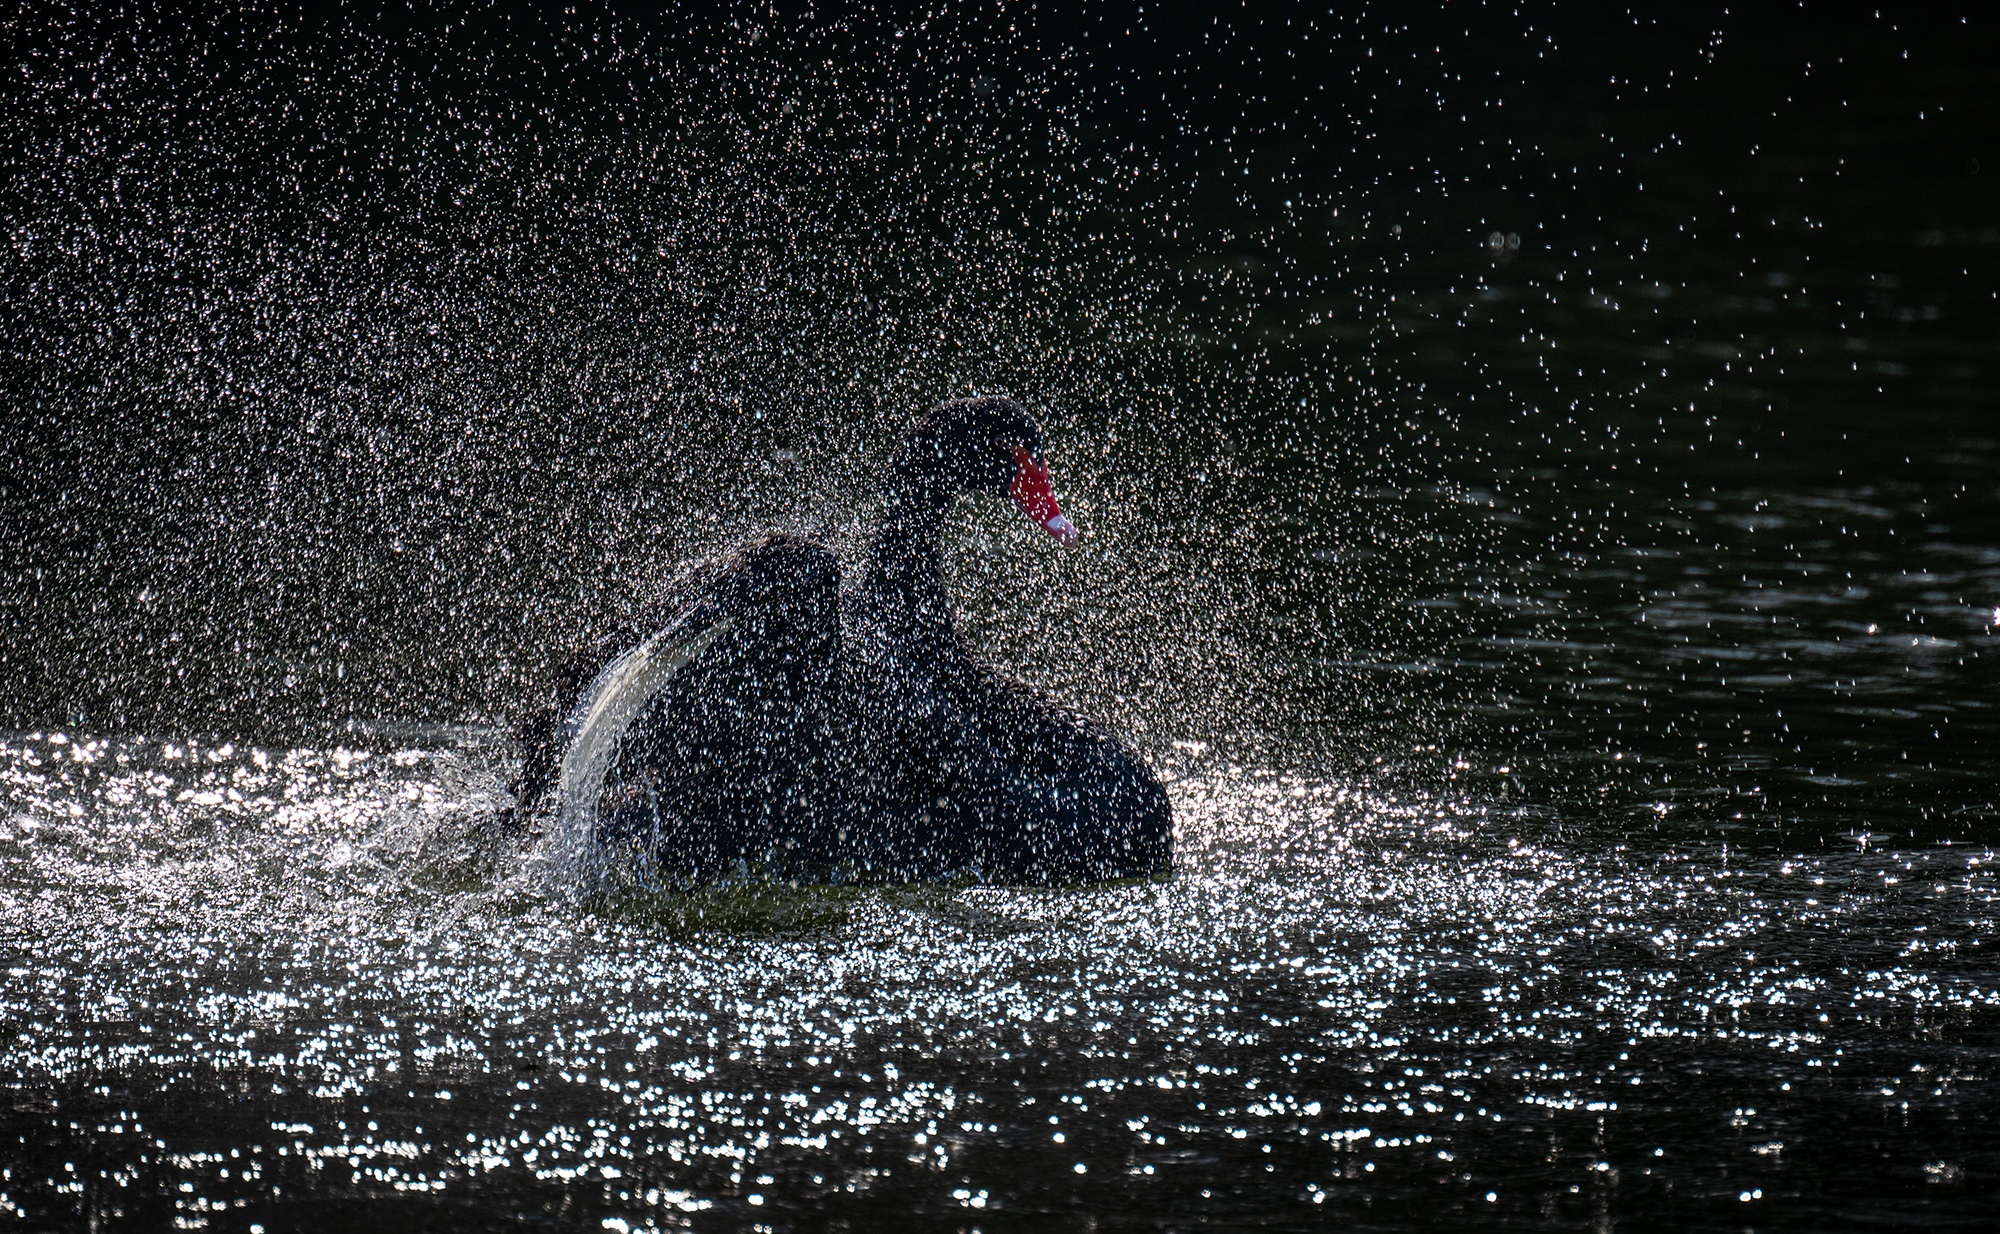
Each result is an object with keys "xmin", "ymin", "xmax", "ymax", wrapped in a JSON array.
[{"xmin": 899, "ymin": 396, "xmax": 1078, "ymax": 542}]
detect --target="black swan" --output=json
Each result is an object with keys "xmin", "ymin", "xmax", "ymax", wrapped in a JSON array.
[{"xmin": 512, "ymin": 396, "xmax": 1172, "ymax": 886}]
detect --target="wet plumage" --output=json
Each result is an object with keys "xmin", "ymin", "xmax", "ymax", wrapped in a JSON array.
[{"xmin": 513, "ymin": 397, "xmax": 1173, "ymax": 885}]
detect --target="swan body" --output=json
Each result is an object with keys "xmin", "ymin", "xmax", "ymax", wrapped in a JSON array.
[{"xmin": 514, "ymin": 397, "xmax": 1172, "ymax": 886}]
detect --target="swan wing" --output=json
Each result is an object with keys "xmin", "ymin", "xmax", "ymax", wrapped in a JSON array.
[{"xmin": 554, "ymin": 612, "xmax": 734, "ymax": 842}]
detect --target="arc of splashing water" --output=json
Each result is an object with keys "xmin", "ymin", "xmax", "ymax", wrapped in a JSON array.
[{"xmin": 543, "ymin": 613, "xmax": 735, "ymax": 883}]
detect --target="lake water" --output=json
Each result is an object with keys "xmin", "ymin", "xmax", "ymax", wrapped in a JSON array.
[{"xmin": 5, "ymin": 6, "xmax": 1997, "ymax": 1229}]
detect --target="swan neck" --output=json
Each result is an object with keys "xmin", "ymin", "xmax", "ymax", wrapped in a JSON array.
[{"xmin": 864, "ymin": 469, "xmax": 960, "ymax": 657}]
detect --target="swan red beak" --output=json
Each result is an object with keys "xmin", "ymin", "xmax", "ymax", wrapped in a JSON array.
[{"xmin": 1009, "ymin": 444, "xmax": 1077, "ymax": 542}]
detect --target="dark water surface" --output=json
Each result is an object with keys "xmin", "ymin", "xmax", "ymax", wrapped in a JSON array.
[{"xmin": 5, "ymin": 5, "xmax": 1998, "ymax": 1230}]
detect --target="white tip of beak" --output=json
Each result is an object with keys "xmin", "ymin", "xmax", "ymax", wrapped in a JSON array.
[{"xmin": 1045, "ymin": 514, "xmax": 1078, "ymax": 542}]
